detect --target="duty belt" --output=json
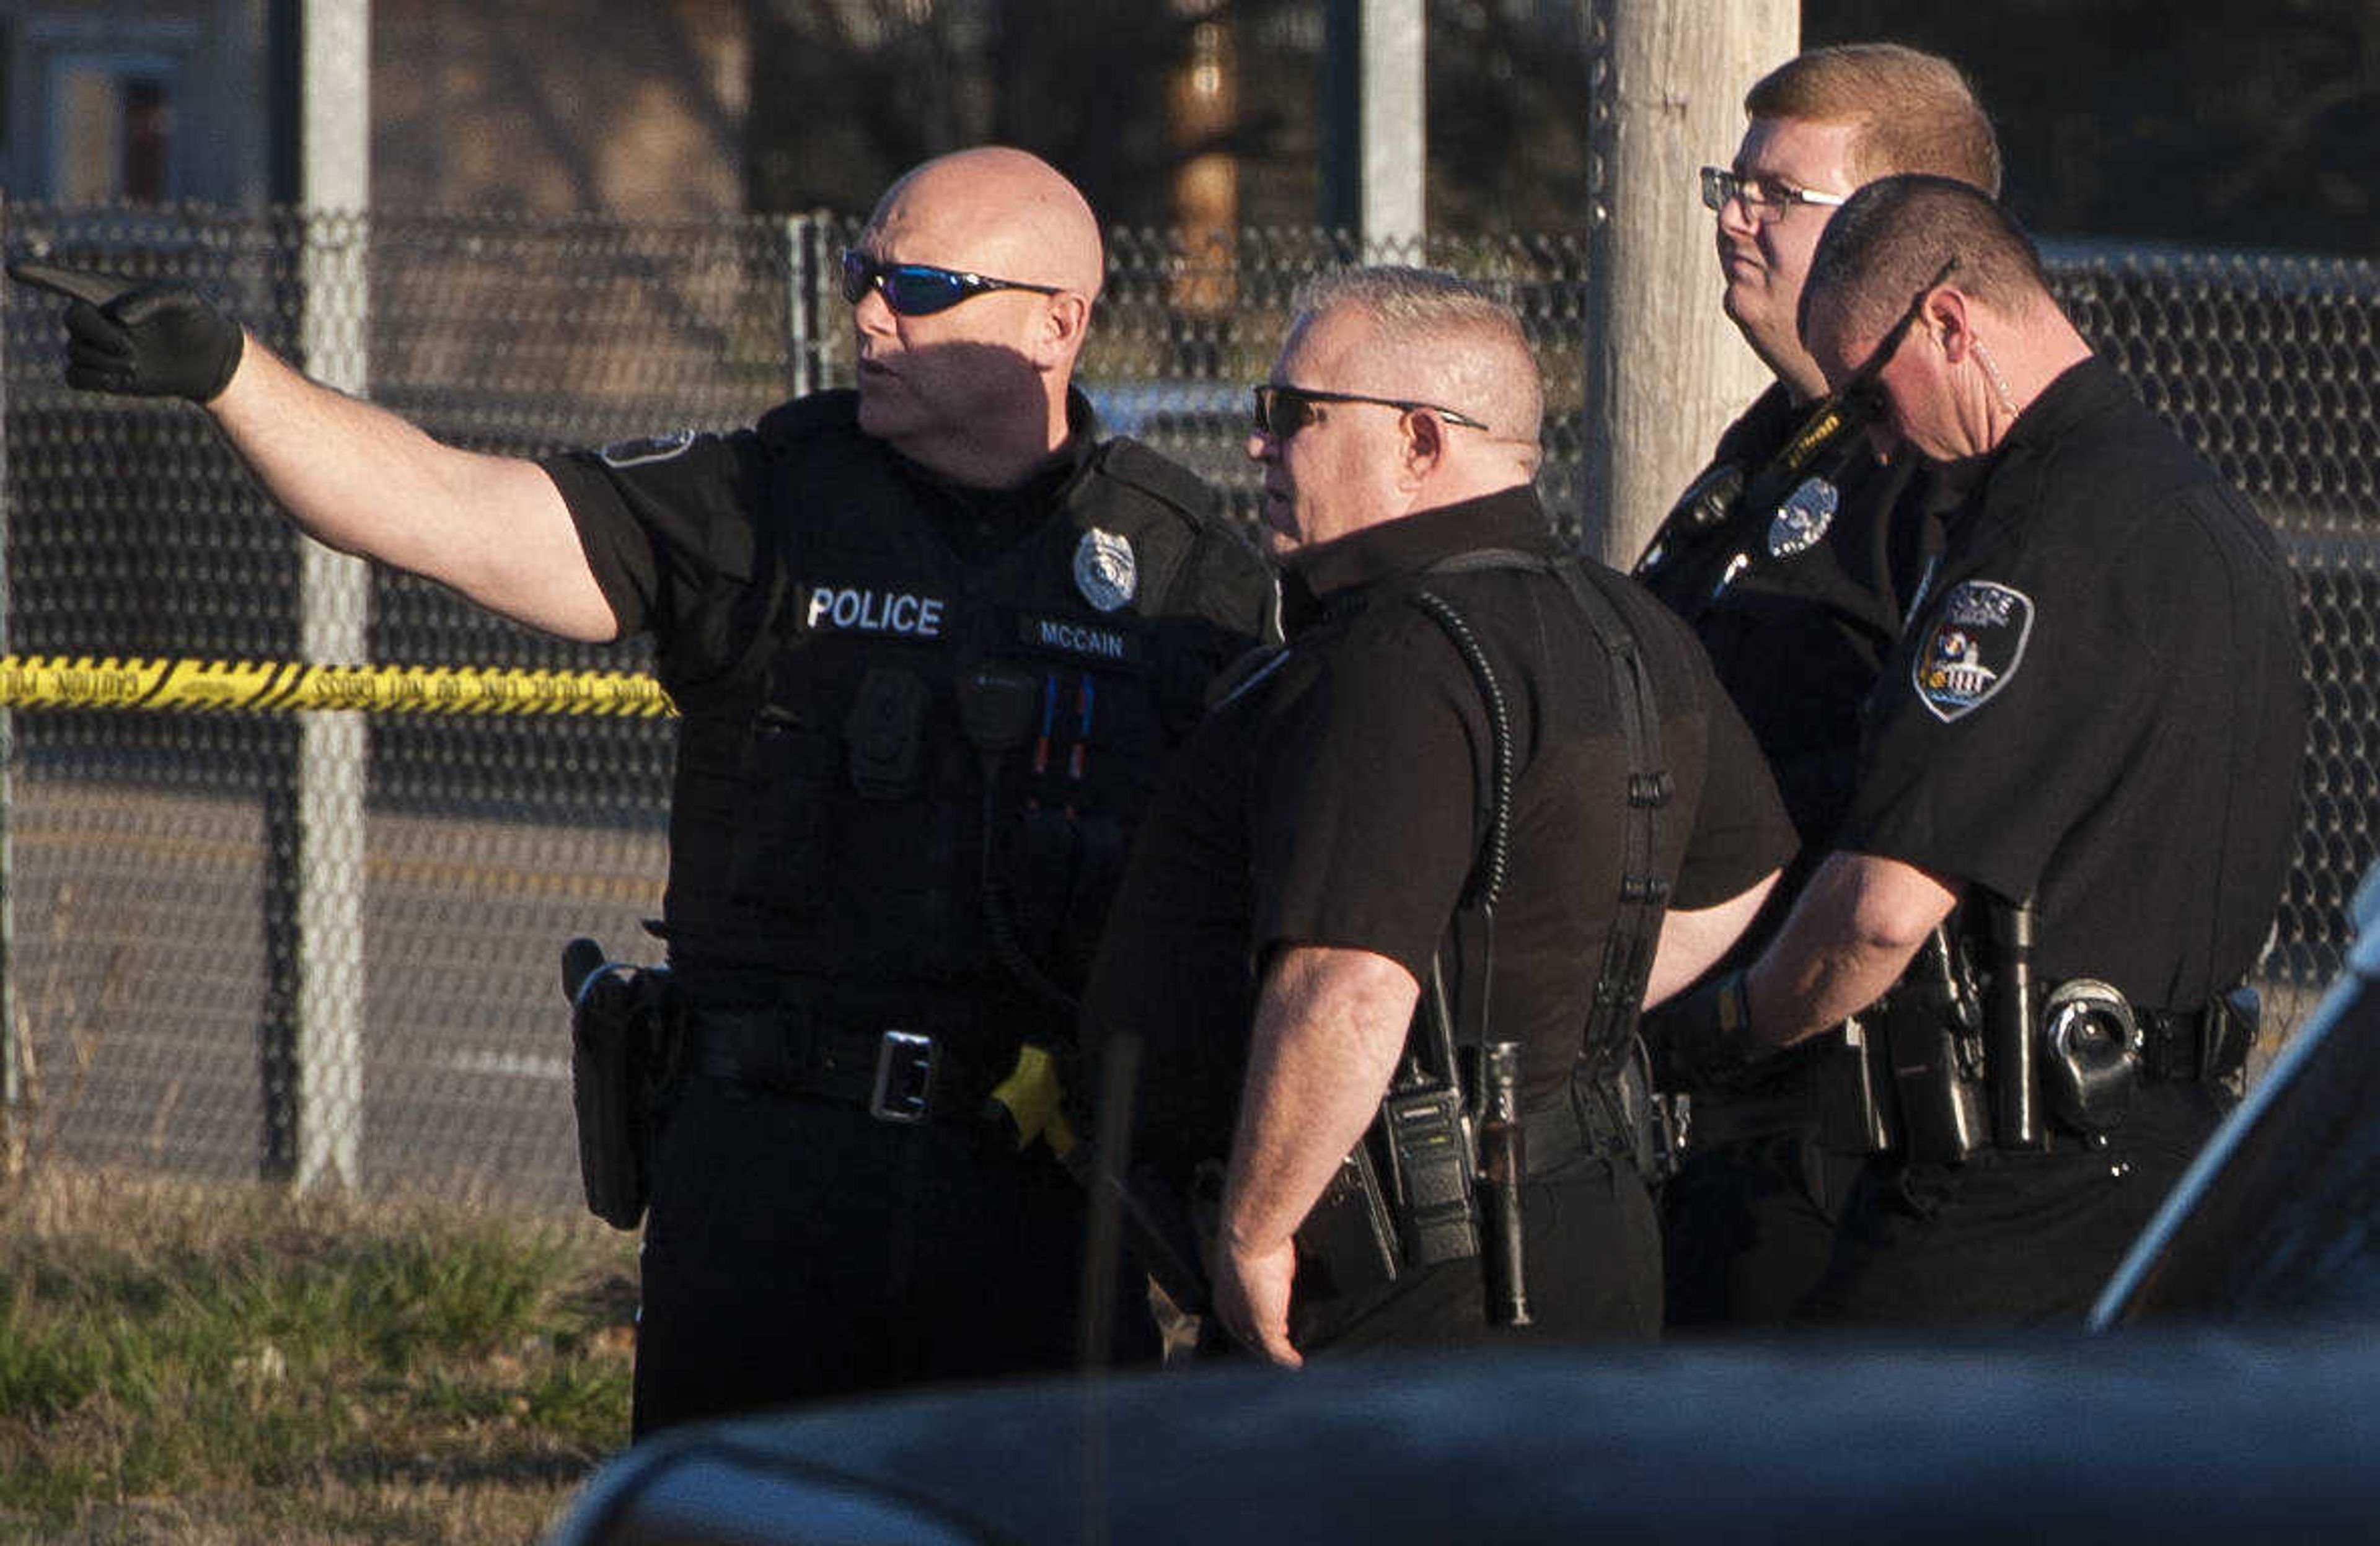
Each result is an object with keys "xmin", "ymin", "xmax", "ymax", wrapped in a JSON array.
[{"xmin": 685, "ymin": 1005, "xmax": 1000, "ymax": 1125}]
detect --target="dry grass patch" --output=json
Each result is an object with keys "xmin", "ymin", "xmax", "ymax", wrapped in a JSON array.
[{"xmin": 0, "ymin": 1165, "xmax": 637, "ymax": 1544}]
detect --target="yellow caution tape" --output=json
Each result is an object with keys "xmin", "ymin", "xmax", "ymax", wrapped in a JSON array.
[{"xmin": 0, "ymin": 656, "xmax": 676, "ymax": 717}]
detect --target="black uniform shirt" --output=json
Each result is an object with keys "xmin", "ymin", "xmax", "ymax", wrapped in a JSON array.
[
  {"xmin": 536, "ymin": 390, "xmax": 1277, "ymax": 982},
  {"xmin": 1840, "ymin": 356, "xmax": 2307, "ymax": 1010},
  {"xmin": 545, "ymin": 398, "xmax": 1103, "ymax": 657},
  {"xmin": 1638, "ymin": 382, "xmax": 1937, "ymax": 852},
  {"xmin": 1089, "ymin": 486, "xmax": 1794, "ymax": 1168}
]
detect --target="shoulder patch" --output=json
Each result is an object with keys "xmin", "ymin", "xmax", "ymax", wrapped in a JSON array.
[
  {"xmin": 598, "ymin": 429, "xmax": 696, "ymax": 468},
  {"xmin": 1913, "ymin": 579, "xmax": 2034, "ymax": 722}
]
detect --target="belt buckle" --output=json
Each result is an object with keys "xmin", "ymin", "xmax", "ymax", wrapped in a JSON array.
[{"xmin": 870, "ymin": 1029, "xmax": 937, "ymax": 1123}]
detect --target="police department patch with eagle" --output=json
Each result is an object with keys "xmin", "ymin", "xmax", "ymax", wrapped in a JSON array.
[{"xmin": 1913, "ymin": 579, "xmax": 2034, "ymax": 722}]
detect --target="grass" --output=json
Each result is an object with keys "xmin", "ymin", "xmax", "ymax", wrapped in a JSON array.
[{"xmin": 0, "ymin": 1164, "xmax": 639, "ymax": 1544}]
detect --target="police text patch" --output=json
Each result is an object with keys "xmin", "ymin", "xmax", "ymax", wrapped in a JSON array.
[
  {"xmin": 1913, "ymin": 579, "xmax": 2034, "ymax": 722},
  {"xmin": 803, "ymin": 586, "xmax": 947, "ymax": 639}
]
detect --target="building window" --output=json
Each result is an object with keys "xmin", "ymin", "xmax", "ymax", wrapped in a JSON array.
[{"xmin": 48, "ymin": 51, "xmax": 181, "ymax": 203}]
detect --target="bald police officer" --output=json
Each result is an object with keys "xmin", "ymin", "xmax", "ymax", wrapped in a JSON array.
[{"xmin": 14, "ymin": 146, "xmax": 1276, "ymax": 1428}]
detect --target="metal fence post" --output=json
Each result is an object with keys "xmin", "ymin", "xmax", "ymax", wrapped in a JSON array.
[
  {"xmin": 1358, "ymin": 0, "xmax": 1425, "ymax": 260},
  {"xmin": 785, "ymin": 212, "xmax": 817, "ymax": 400},
  {"xmin": 292, "ymin": 0, "xmax": 371, "ymax": 1192},
  {"xmin": 1322, "ymin": 0, "xmax": 1426, "ymax": 260}
]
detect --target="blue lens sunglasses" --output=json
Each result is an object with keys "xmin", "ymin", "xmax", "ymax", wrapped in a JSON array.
[{"xmin": 840, "ymin": 248, "xmax": 1064, "ymax": 316}]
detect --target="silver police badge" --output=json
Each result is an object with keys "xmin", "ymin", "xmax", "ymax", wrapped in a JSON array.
[
  {"xmin": 1766, "ymin": 476, "xmax": 1839, "ymax": 557},
  {"xmin": 1073, "ymin": 528, "xmax": 1137, "ymax": 613},
  {"xmin": 1913, "ymin": 579, "xmax": 2034, "ymax": 723}
]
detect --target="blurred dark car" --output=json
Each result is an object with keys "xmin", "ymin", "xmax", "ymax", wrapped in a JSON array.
[{"xmin": 543, "ymin": 865, "xmax": 2380, "ymax": 1545}]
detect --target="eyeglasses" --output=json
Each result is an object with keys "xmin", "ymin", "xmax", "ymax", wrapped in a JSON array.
[
  {"xmin": 1251, "ymin": 383, "xmax": 1491, "ymax": 441},
  {"xmin": 1699, "ymin": 165, "xmax": 1849, "ymax": 224},
  {"xmin": 839, "ymin": 248, "xmax": 1063, "ymax": 316},
  {"xmin": 1833, "ymin": 257, "xmax": 1963, "ymax": 415}
]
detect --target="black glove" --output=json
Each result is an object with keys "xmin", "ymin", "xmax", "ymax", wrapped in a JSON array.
[
  {"xmin": 1642, "ymin": 969, "xmax": 1773, "ymax": 1092},
  {"xmin": 7, "ymin": 260, "xmax": 244, "ymax": 403}
]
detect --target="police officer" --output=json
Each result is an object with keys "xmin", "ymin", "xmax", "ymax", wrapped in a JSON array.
[
  {"xmin": 11, "ymin": 146, "xmax": 1277, "ymax": 1427},
  {"xmin": 1672, "ymin": 175, "xmax": 2305, "ymax": 1322},
  {"xmin": 1637, "ymin": 44, "xmax": 2004, "ymax": 1330},
  {"xmin": 1084, "ymin": 268, "xmax": 1796, "ymax": 1363}
]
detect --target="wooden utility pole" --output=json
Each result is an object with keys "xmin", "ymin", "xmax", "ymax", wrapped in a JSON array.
[{"xmin": 1581, "ymin": 0, "xmax": 1794, "ymax": 565}]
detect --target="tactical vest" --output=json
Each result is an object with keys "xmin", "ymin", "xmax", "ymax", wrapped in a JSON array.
[{"xmin": 656, "ymin": 395, "xmax": 1258, "ymax": 1035}]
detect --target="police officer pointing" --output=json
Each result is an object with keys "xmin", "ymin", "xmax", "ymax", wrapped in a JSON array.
[
  {"xmin": 12, "ymin": 147, "xmax": 1276, "ymax": 1428},
  {"xmin": 1668, "ymin": 175, "xmax": 2306, "ymax": 1322},
  {"xmin": 1637, "ymin": 43, "xmax": 2004, "ymax": 1330},
  {"xmin": 1085, "ymin": 268, "xmax": 1794, "ymax": 1361}
]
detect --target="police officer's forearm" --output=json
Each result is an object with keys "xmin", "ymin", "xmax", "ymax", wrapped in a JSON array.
[
  {"xmin": 207, "ymin": 336, "xmax": 620, "ymax": 643},
  {"xmin": 1218, "ymin": 946, "xmax": 1418, "ymax": 1259},
  {"xmin": 1645, "ymin": 869, "xmax": 1781, "ymax": 1008},
  {"xmin": 1744, "ymin": 851, "xmax": 1957, "ymax": 1043}
]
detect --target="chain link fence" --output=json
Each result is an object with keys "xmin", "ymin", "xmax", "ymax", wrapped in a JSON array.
[{"xmin": 0, "ymin": 204, "xmax": 2367, "ymax": 1209}]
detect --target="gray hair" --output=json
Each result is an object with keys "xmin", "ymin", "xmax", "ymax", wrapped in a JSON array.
[
  {"xmin": 1290, "ymin": 265, "xmax": 1543, "ymax": 442},
  {"xmin": 1291, "ymin": 265, "xmax": 1524, "ymax": 351}
]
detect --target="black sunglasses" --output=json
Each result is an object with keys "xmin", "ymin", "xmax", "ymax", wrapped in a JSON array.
[
  {"xmin": 1835, "ymin": 256, "xmax": 1962, "ymax": 411},
  {"xmin": 839, "ymin": 248, "xmax": 1063, "ymax": 317},
  {"xmin": 1251, "ymin": 383, "xmax": 1491, "ymax": 441}
]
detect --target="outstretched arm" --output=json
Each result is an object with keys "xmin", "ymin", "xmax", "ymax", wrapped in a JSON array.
[
  {"xmin": 12, "ymin": 262, "xmax": 617, "ymax": 643},
  {"xmin": 208, "ymin": 340, "xmax": 617, "ymax": 641}
]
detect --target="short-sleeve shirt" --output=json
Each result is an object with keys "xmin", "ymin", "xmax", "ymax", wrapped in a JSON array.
[
  {"xmin": 1088, "ymin": 486, "xmax": 1796, "ymax": 1169},
  {"xmin": 1840, "ymin": 357, "xmax": 2306, "ymax": 1010}
]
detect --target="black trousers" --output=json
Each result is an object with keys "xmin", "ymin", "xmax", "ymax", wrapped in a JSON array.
[
  {"xmin": 632, "ymin": 1073, "xmax": 1159, "ymax": 1438},
  {"xmin": 1660, "ymin": 1128, "xmax": 1868, "ymax": 1330},
  {"xmin": 1796, "ymin": 1080, "xmax": 2230, "ymax": 1326}
]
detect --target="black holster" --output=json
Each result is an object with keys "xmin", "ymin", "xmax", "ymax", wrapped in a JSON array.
[
  {"xmin": 1577, "ymin": 1037, "xmax": 1673, "ymax": 1183},
  {"xmin": 1292, "ymin": 1143, "xmax": 1404, "ymax": 1309},
  {"xmin": 1875, "ymin": 928, "xmax": 1991, "ymax": 1164},
  {"xmin": 565, "ymin": 941, "xmax": 679, "ymax": 1231}
]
